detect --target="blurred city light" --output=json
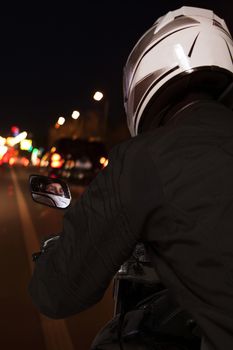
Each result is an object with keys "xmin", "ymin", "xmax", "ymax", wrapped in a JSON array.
[
  {"xmin": 72, "ymin": 111, "xmax": 80, "ymax": 120},
  {"xmin": 20, "ymin": 139, "xmax": 32, "ymax": 151},
  {"xmin": 11, "ymin": 126, "xmax": 19, "ymax": 136},
  {"xmin": 103, "ymin": 159, "xmax": 109, "ymax": 167},
  {"xmin": 12, "ymin": 131, "xmax": 28, "ymax": 146},
  {"xmin": 51, "ymin": 153, "xmax": 61, "ymax": 162},
  {"xmin": 99, "ymin": 157, "xmax": 107, "ymax": 165},
  {"xmin": 93, "ymin": 91, "xmax": 104, "ymax": 101},
  {"xmin": 22, "ymin": 158, "xmax": 30, "ymax": 167},
  {"xmin": 31, "ymin": 148, "xmax": 39, "ymax": 166},
  {"xmin": 100, "ymin": 156, "xmax": 108, "ymax": 167},
  {"xmin": 38, "ymin": 147, "xmax": 44, "ymax": 156},
  {"xmin": 0, "ymin": 137, "xmax": 6, "ymax": 146},
  {"xmin": 6, "ymin": 137, "xmax": 16, "ymax": 147},
  {"xmin": 57, "ymin": 117, "xmax": 65, "ymax": 125},
  {"xmin": 0, "ymin": 145, "xmax": 8, "ymax": 158},
  {"xmin": 50, "ymin": 147, "xmax": 56, "ymax": 153},
  {"xmin": 40, "ymin": 153, "xmax": 49, "ymax": 167},
  {"xmin": 9, "ymin": 157, "xmax": 15, "ymax": 166},
  {"xmin": 51, "ymin": 153, "xmax": 63, "ymax": 168}
]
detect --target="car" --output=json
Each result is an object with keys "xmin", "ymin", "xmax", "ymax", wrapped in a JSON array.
[{"xmin": 47, "ymin": 138, "xmax": 108, "ymax": 186}]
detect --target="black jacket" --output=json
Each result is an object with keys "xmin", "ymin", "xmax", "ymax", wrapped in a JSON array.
[{"xmin": 29, "ymin": 100, "xmax": 233, "ymax": 349}]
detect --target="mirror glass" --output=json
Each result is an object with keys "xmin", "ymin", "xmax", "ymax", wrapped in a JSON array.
[{"xmin": 29, "ymin": 174, "xmax": 71, "ymax": 209}]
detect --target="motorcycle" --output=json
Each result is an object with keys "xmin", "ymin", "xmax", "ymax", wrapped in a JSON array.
[{"xmin": 29, "ymin": 174, "xmax": 202, "ymax": 350}]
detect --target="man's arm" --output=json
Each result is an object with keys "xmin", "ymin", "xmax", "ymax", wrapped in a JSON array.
[
  {"xmin": 29, "ymin": 138, "xmax": 164, "ymax": 319},
  {"xmin": 29, "ymin": 144, "xmax": 137, "ymax": 318}
]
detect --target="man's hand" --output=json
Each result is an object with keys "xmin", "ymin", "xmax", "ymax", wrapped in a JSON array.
[{"xmin": 32, "ymin": 235, "xmax": 60, "ymax": 262}]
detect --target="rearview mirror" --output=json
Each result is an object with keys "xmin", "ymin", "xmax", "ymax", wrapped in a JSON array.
[{"xmin": 29, "ymin": 174, "xmax": 71, "ymax": 209}]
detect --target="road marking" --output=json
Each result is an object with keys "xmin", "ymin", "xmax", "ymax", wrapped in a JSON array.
[{"xmin": 11, "ymin": 168, "xmax": 75, "ymax": 350}]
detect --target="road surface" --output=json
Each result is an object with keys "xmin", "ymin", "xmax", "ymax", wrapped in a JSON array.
[{"xmin": 0, "ymin": 165, "xmax": 114, "ymax": 350}]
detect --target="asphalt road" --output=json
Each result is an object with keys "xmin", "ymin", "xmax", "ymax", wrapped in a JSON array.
[{"xmin": 0, "ymin": 165, "xmax": 114, "ymax": 350}]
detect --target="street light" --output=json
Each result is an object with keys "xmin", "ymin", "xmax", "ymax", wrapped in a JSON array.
[
  {"xmin": 93, "ymin": 91, "xmax": 109, "ymax": 138},
  {"xmin": 93, "ymin": 91, "xmax": 104, "ymax": 101},
  {"xmin": 72, "ymin": 111, "xmax": 80, "ymax": 120},
  {"xmin": 57, "ymin": 116, "xmax": 65, "ymax": 125}
]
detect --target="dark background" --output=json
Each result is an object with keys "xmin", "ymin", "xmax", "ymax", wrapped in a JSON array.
[{"xmin": 0, "ymin": 0, "xmax": 232, "ymax": 145}]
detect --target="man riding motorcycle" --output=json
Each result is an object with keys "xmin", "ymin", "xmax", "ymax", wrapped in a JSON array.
[{"xmin": 29, "ymin": 6, "xmax": 233, "ymax": 350}]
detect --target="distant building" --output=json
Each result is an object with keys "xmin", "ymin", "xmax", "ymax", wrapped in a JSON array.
[
  {"xmin": 49, "ymin": 110, "xmax": 105, "ymax": 147},
  {"xmin": 48, "ymin": 108, "xmax": 130, "ymax": 151}
]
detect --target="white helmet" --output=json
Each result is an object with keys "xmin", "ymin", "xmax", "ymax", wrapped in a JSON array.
[{"xmin": 123, "ymin": 6, "xmax": 233, "ymax": 136}]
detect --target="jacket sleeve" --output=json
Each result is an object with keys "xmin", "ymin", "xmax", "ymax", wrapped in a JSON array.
[{"xmin": 28, "ymin": 139, "xmax": 164, "ymax": 319}]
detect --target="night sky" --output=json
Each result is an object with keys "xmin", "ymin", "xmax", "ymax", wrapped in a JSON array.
[{"xmin": 0, "ymin": 0, "xmax": 233, "ymax": 146}]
